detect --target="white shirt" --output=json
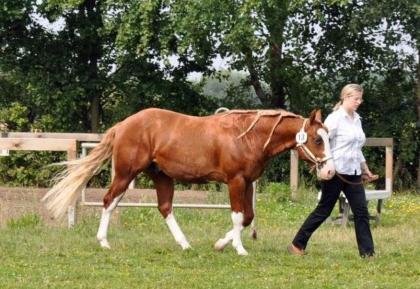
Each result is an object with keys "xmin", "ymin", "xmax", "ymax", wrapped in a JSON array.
[{"xmin": 324, "ymin": 106, "xmax": 366, "ymax": 175}]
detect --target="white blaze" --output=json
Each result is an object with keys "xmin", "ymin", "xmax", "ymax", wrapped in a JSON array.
[{"xmin": 317, "ymin": 128, "xmax": 335, "ymax": 180}]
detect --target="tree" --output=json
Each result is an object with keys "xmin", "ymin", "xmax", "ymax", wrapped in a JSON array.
[
  {"xmin": 0, "ymin": 0, "xmax": 214, "ymax": 133},
  {"xmin": 150, "ymin": 0, "xmax": 418, "ymax": 187},
  {"xmin": 296, "ymin": 1, "xmax": 418, "ymax": 188},
  {"xmin": 0, "ymin": 0, "xmax": 418, "ymax": 188},
  {"xmin": 149, "ymin": 0, "xmax": 293, "ymax": 108}
]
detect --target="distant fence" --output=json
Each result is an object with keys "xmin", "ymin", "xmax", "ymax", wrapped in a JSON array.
[
  {"xmin": 290, "ymin": 137, "xmax": 394, "ymax": 201},
  {"xmin": 0, "ymin": 136, "xmax": 78, "ymax": 227}
]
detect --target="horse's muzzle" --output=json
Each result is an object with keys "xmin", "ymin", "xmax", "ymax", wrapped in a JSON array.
[{"xmin": 317, "ymin": 160, "xmax": 335, "ymax": 180}]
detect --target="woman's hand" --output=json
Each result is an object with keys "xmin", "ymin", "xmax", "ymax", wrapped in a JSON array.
[
  {"xmin": 362, "ymin": 169, "xmax": 379, "ymax": 182},
  {"xmin": 361, "ymin": 163, "xmax": 379, "ymax": 182}
]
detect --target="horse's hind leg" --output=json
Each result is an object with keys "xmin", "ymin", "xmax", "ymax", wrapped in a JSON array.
[
  {"xmin": 96, "ymin": 173, "xmax": 133, "ymax": 249},
  {"xmin": 147, "ymin": 170, "xmax": 191, "ymax": 250},
  {"xmin": 250, "ymin": 181, "xmax": 257, "ymax": 239}
]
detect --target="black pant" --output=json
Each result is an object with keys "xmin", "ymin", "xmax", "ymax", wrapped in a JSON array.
[{"xmin": 292, "ymin": 174, "xmax": 375, "ymax": 257}]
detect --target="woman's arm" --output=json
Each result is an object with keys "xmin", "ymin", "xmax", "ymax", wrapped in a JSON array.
[{"xmin": 361, "ymin": 161, "xmax": 372, "ymax": 176}]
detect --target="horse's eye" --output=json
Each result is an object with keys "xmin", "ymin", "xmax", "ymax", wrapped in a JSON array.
[{"xmin": 314, "ymin": 136, "xmax": 323, "ymax": 145}]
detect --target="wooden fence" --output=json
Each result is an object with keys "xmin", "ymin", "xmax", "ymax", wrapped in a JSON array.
[
  {"xmin": 0, "ymin": 137, "xmax": 78, "ymax": 227},
  {"xmin": 1, "ymin": 133, "xmax": 393, "ymax": 227},
  {"xmin": 290, "ymin": 137, "xmax": 393, "ymax": 224},
  {"xmin": 290, "ymin": 137, "xmax": 393, "ymax": 200}
]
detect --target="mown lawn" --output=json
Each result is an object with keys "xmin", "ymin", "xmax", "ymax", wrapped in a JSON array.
[{"xmin": 0, "ymin": 189, "xmax": 419, "ymax": 289}]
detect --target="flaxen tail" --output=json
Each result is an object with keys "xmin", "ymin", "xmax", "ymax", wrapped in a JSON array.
[{"xmin": 42, "ymin": 124, "xmax": 120, "ymax": 219}]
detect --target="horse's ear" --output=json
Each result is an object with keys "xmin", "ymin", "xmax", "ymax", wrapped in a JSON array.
[{"xmin": 309, "ymin": 109, "xmax": 322, "ymax": 123}]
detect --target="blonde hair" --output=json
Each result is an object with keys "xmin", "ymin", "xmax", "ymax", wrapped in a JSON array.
[{"xmin": 333, "ymin": 83, "xmax": 364, "ymax": 111}]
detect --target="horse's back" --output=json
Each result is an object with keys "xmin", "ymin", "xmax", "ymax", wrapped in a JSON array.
[
  {"xmin": 110, "ymin": 108, "xmax": 236, "ymax": 181},
  {"xmin": 114, "ymin": 108, "xmax": 226, "ymax": 152}
]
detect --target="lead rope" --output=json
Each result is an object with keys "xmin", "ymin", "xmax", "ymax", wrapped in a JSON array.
[
  {"xmin": 297, "ymin": 144, "xmax": 320, "ymax": 167},
  {"xmin": 335, "ymin": 173, "xmax": 364, "ymax": 185}
]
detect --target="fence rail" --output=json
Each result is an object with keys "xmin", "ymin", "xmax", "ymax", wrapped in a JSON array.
[{"xmin": 1, "ymin": 133, "xmax": 393, "ymax": 227}]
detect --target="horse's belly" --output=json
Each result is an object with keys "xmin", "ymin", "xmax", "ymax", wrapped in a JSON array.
[
  {"xmin": 157, "ymin": 162, "xmax": 225, "ymax": 183},
  {"xmin": 169, "ymin": 169, "xmax": 224, "ymax": 183}
]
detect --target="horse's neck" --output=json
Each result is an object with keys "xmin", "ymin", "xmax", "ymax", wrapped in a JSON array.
[{"xmin": 261, "ymin": 117, "xmax": 301, "ymax": 157}]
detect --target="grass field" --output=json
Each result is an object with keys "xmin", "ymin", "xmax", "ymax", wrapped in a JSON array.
[{"xmin": 0, "ymin": 188, "xmax": 419, "ymax": 289}]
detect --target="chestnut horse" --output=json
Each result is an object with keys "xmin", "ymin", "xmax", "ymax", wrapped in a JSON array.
[{"xmin": 42, "ymin": 108, "xmax": 335, "ymax": 255}]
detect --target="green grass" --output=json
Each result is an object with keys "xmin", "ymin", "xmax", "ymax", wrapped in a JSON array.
[{"xmin": 0, "ymin": 191, "xmax": 419, "ymax": 289}]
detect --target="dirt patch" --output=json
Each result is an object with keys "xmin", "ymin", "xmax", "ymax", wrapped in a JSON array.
[{"xmin": 0, "ymin": 187, "xmax": 222, "ymax": 227}]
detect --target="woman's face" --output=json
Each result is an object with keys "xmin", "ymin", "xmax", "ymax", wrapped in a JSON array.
[{"xmin": 342, "ymin": 91, "xmax": 363, "ymax": 113}]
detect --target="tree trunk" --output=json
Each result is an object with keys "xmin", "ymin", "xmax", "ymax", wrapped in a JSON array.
[
  {"xmin": 90, "ymin": 93, "xmax": 100, "ymax": 132},
  {"xmin": 83, "ymin": 0, "xmax": 102, "ymax": 132},
  {"xmin": 268, "ymin": 44, "xmax": 286, "ymax": 109},
  {"xmin": 263, "ymin": 1, "xmax": 289, "ymax": 109},
  {"xmin": 244, "ymin": 51, "xmax": 266, "ymax": 104}
]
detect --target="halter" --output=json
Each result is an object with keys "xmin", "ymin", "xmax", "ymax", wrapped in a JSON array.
[{"xmin": 295, "ymin": 119, "xmax": 332, "ymax": 170}]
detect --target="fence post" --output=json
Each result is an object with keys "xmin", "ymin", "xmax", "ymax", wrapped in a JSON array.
[
  {"xmin": 385, "ymin": 144, "xmax": 393, "ymax": 193},
  {"xmin": 290, "ymin": 149, "xmax": 299, "ymax": 201},
  {"xmin": 67, "ymin": 140, "xmax": 77, "ymax": 228}
]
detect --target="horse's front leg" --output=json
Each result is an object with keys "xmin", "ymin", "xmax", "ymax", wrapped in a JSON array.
[
  {"xmin": 215, "ymin": 176, "xmax": 248, "ymax": 256},
  {"xmin": 165, "ymin": 212, "xmax": 191, "ymax": 250}
]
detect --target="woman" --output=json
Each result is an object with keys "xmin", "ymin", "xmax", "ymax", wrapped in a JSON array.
[{"xmin": 288, "ymin": 83, "xmax": 377, "ymax": 258}]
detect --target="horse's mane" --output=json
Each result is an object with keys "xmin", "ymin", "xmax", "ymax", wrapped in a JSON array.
[{"xmin": 222, "ymin": 109, "xmax": 303, "ymax": 150}]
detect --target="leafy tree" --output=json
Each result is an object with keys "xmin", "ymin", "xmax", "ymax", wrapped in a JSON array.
[
  {"xmin": 0, "ymin": 0, "xmax": 418, "ymax": 188},
  {"xmin": 0, "ymin": 0, "xmax": 215, "ymax": 133},
  {"xmin": 289, "ymin": 0, "xmax": 418, "ymax": 188},
  {"xmin": 155, "ymin": 0, "xmax": 418, "ymax": 187}
]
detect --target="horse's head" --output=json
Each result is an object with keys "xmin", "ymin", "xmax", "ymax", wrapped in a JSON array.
[{"xmin": 295, "ymin": 110, "xmax": 335, "ymax": 180}]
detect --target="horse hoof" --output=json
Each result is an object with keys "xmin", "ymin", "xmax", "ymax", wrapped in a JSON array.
[
  {"xmin": 99, "ymin": 239, "xmax": 111, "ymax": 249},
  {"xmin": 181, "ymin": 243, "xmax": 192, "ymax": 250},
  {"xmin": 214, "ymin": 239, "xmax": 227, "ymax": 251},
  {"xmin": 251, "ymin": 230, "xmax": 257, "ymax": 240},
  {"xmin": 237, "ymin": 248, "xmax": 249, "ymax": 256}
]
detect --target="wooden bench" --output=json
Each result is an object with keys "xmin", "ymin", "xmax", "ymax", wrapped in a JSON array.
[
  {"xmin": 317, "ymin": 139, "xmax": 393, "ymax": 226},
  {"xmin": 319, "ymin": 187, "xmax": 392, "ymax": 226}
]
